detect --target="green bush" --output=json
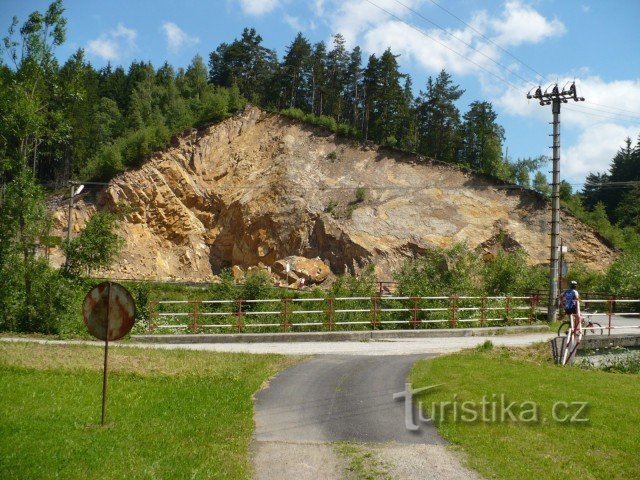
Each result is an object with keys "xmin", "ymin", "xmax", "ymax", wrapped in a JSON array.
[
  {"xmin": 355, "ymin": 187, "xmax": 366, "ymax": 203},
  {"xmin": 482, "ymin": 250, "xmax": 546, "ymax": 295},
  {"xmin": 602, "ymin": 251, "xmax": 640, "ymax": 298},
  {"xmin": 395, "ymin": 243, "xmax": 483, "ymax": 296}
]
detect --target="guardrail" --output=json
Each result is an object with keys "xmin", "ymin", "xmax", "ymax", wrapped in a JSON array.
[
  {"xmin": 147, "ymin": 294, "xmax": 544, "ymax": 333},
  {"xmin": 579, "ymin": 298, "xmax": 640, "ymax": 336}
]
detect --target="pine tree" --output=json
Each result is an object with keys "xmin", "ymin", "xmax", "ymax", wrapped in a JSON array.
[
  {"xmin": 459, "ymin": 100, "xmax": 505, "ymax": 176},
  {"xmin": 416, "ymin": 70, "xmax": 464, "ymax": 163},
  {"xmin": 310, "ymin": 42, "xmax": 327, "ymax": 116},
  {"xmin": 281, "ymin": 33, "xmax": 312, "ymax": 109},
  {"xmin": 343, "ymin": 46, "xmax": 362, "ymax": 129},
  {"xmin": 208, "ymin": 28, "xmax": 278, "ymax": 105},
  {"xmin": 325, "ymin": 34, "xmax": 349, "ymax": 122}
]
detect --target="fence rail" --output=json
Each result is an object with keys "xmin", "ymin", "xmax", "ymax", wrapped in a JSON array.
[{"xmin": 147, "ymin": 294, "xmax": 545, "ymax": 334}]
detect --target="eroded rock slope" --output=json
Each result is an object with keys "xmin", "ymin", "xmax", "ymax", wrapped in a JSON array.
[{"xmin": 50, "ymin": 106, "xmax": 616, "ymax": 281}]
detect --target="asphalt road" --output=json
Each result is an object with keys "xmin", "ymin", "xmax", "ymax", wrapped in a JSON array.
[{"xmin": 254, "ymin": 354, "xmax": 444, "ymax": 444}]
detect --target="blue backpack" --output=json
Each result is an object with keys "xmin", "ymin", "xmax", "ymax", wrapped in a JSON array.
[{"xmin": 564, "ymin": 289, "xmax": 577, "ymax": 309}]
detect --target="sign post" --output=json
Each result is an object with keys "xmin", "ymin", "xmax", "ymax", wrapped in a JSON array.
[{"xmin": 82, "ymin": 282, "xmax": 136, "ymax": 426}]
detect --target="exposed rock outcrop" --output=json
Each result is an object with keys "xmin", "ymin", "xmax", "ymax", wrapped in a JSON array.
[{"xmin": 48, "ymin": 106, "xmax": 616, "ymax": 281}]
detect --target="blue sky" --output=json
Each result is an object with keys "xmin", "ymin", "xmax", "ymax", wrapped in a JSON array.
[{"xmin": 2, "ymin": 0, "xmax": 639, "ymax": 188}]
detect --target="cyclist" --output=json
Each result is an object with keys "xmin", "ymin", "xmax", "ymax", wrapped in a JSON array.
[{"xmin": 560, "ymin": 281, "xmax": 580, "ymax": 324}]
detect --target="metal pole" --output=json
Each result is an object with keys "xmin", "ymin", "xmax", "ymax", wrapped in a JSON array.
[
  {"xmin": 66, "ymin": 182, "xmax": 75, "ymax": 243},
  {"xmin": 547, "ymin": 98, "xmax": 561, "ymax": 321},
  {"xmin": 101, "ymin": 282, "xmax": 112, "ymax": 426}
]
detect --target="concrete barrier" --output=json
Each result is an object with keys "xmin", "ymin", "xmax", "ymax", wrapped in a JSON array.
[{"xmin": 132, "ymin": 324, "xmax": 550, "ymax": 344}]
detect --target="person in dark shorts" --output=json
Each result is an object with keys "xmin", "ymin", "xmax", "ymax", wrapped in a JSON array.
[{"xmin": 561, "ymin": 281, "xmax": 580, "ymax": 317}]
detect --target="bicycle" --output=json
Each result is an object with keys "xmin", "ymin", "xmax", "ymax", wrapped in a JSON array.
[{"xmin": 557, "ymin": 311, "xmax": 603, "ymax": 336}]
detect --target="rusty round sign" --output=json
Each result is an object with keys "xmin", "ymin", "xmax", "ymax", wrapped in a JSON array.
[{"xmin": 83, "ymin": 282, "xmax": 136, "ymax": 341}]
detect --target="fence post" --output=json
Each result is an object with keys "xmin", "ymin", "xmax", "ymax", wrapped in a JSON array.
[
  {"xmin": 325, "ymin": 298, "xmax": 335, "ymax": 331},
  {"xmin": 505, "ymin": 296, "xmax": 512, "ymax": 325},
  {"xmin": 148, "ymin": 300, "xmax": 158, "ymax": 333},
  {"xmin": 411, "ymin": 297, "xmax": 419, "ymax": 329},
  {"xmin": 449, "ymin": 295, "xmax": 458, "ymax": 328},
  {"xmin": 190, "ymin": 301, "xmax": 199, "ymax": 333},
  {"xmin": 281, "ymin": 298, "xmax": 291, "ymax": 332},
  {"xmin": 235, "ymin": 299, "xmax": 244, "ymax": 333},
  {"xmin": 480, "ymin": 297, "xmax": 487, "ymax": 327},
  {"xmin": 607, "ymin": 295, "xmax": 614, "ymax": 337},
  {"xmin": 528, "ymin": 294, "xmax": 538, "ymax": 325},
  {"xmin": 370, "ymin": 296, "xmax": 379, "ymax": 330}
]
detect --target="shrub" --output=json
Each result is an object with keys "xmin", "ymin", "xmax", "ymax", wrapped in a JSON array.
[
  {"xmin": 355, "ymin": 187, "xmax": 366, "ymax": 203},
  {"xmin": 482, "ymin": 250, "xmax": 546, "ymax": 295},
  {"xmin": 602, "ymin": 251, "xmax": 640, "ymax": 298}
]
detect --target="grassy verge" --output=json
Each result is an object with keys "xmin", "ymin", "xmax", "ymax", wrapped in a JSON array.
[
  {"xmin": 0, "ymin": 342, "xmax": 299, "ymax": 480},
  {"xmin": 409, "ymin": 342, "xmax": 639, "ymax": 480},
  {"xmin": 335, "ymin": 443, "xmax": 392, "ymax": 480}
]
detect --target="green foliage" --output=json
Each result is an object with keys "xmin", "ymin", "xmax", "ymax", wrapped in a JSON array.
[
  {"xmin": 532, "ymin": 171, "xmax": 551, "ymax": 197},
  {"xmin": 328, "ymin": 265, "xmax": 377, "ymax": 297},
  {"xmin": 63, "ymin": 211, "xmax": 123, "ymax": 276},
  {"xmin": 565, "ymin": 262, "xmax": 605, "ymax": 293},
  {"xmin": 208, "ymin": 268, "xmax": 239, "ymax": 299},
  {"xmin": 395, "ymin": 244, "xmax": 547, "ymax": 297},
  {"xmin": 482, "ymin": 250, "xmax": 546, "ymax": 295},
  {"xmin": 0, "ymin": 169, "xmax": 80, "ymax": 334},
  {"xmin": 601, "ymin": 250, "xmax": 640, "ymax": 298},
  {"xmin": 325, "ymin": 200, "xmax": 338, "ymax": 213},
  {"xmin": 355, "ymin": 186, "xmax": 366, "ymax": 203},
  {"xmin": 241, "ymin": 269, "xmax": 275, "ymax": 300},
  {"xmin": 395, "ymin": 244, "xmax": 482, "ymax": 296}
]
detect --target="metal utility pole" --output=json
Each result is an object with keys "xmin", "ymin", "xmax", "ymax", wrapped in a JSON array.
[
  {"xmin": 66, "ymin": 182, "xmax": 76, "ymax": 243},
  {"xmin": 527, "ymin": 83, "xmax": 584, "ymax": 321}
]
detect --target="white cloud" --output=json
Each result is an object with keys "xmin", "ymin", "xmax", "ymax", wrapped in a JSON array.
[
  {"xmin": 498, "ymin": 76, "xmax": 640, "ymax": 129},
  {"xmin": 497, "ymin": 75, "xmax": 640, "ymax": 182},
  {"xmin": 283, "ymin": 14, "xmax": 303, "ymax": 31},
  {"xmin": 86, "ymin": 38, "xmax": 119, "ymax": 61},
  {"xmin": 86, "ymin": 23, "xmax": 137, "ymax": 61},
  {"xmin": 238, "ymin": 0, "xmax": 281, "ymax": 15},
  {"xmin": 563, "ymin": 123, "xmax": 639, "ymax": 180},
  {"xmin": 320, "ymin": 0, "xmax": 424, "ymax": 48},
  {"xmin": 161, "ymin": 21, "xmax": 199, "ymax": 53},
  {"xmin": 315, "ymin": 0, "xmax": 564, "ymax": 81},
  {"xmin": 492, "ymin": 1, "xmax": 566, "ymax": 47}
]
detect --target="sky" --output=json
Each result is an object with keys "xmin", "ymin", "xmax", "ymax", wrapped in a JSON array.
[{"xmin": 2, "ymin": 0, "xmax": 639, "ymax": 188}]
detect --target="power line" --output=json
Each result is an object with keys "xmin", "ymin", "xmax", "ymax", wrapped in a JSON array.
[
  {"xmin": 391, "ymin": 0, "xmax": 538, "ymax": 88},
  {"xmin": 567, "ymin": 103, "xmax": 640, "ymax": 121},
  {"xmin": 363, "ymin": 0, "xmax": 524, "ymax": 93},
  {"xmin": 564, "ymin": 105, "xmax": 640, "ymax": 122},
  {"xmin": 585, "ymin": 100, "xmax": 640, "ymax": 116},
  {"xmin": 423, "ymin": 0, "xmax": 549, "ymax": 84}
]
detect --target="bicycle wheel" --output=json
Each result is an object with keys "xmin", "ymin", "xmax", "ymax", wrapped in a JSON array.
[
  {"xmin": 588, "ymin": 322, "xmax": 603, "ymax": 335},
  {"xmin": 557, "ymin": 322, "xmax": 571, "ymax": 336}
]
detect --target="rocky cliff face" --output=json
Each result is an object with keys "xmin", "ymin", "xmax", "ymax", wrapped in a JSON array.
[{"xmin": 49, "ymin": 106, "xmax": 616, "ymax": 281}]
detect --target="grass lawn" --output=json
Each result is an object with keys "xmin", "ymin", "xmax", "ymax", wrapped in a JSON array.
[
  {"xmin": 0, "ymin": 342, "xmax": 299, "ymax": 480},
  {"xmin": 409, "ymin": 343, "xmax": 640, "ymax": 480}
]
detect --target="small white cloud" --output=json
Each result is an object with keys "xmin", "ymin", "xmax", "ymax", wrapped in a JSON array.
[
  {"xmin": 283, "ymin": 14, "xmax": 303, "ymax": 31},
  {"xmin": 86, "ymin": 38, "xmax": 119, "ymax": 61},
  {"xmin": 86, "ymin": 22, "xmax": 137, "ymax": 61},
  {"xmin": 161, "ymin": 21, "xmax": 200, "ymax": 53},
  {"xmin": 492, "ymin": 0, "xmax": 566, "ymax": 47},
  {"xmin": 238, "ymin": 0, "xmax": 281, "ymax": 15},
  {"xmin": 582, "ymin": 4, "xmax": 591, "ymax": 13}
]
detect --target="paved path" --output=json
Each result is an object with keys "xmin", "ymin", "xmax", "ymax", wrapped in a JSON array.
[
  {"xmin": 252, "ymin": 354, "xmax": 480, "ymax": 479},
  {"xmin": 254, "ymin": 354, "xmax": 442, "ymax": 444},
  {"xmin": 251, "ymin": 354, "xmax": 470, "ymax": 480}
]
